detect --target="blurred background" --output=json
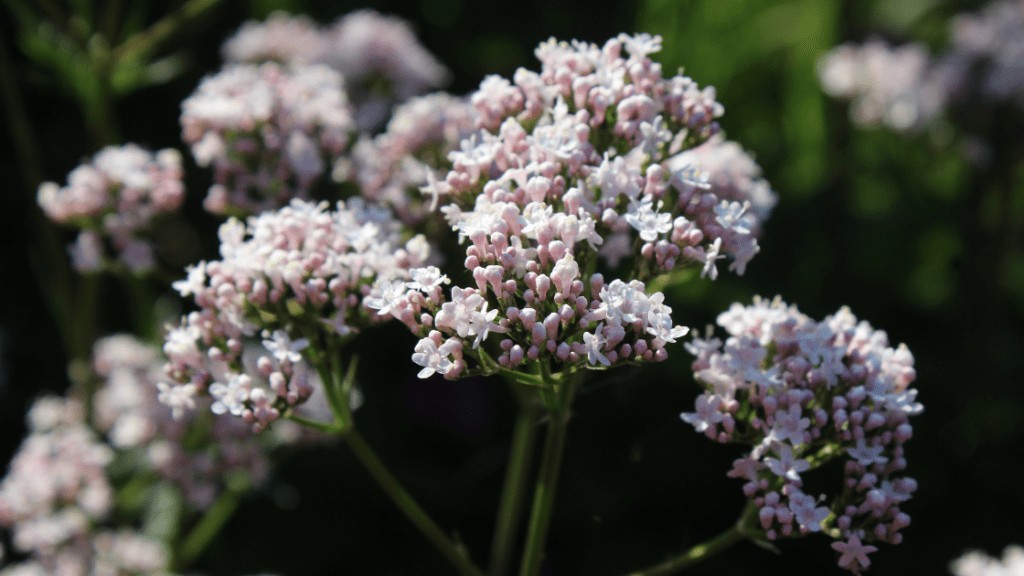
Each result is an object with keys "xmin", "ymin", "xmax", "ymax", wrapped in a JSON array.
[{"xmin": 1, "ymin": 0, "xmax": 1022, "ymax": 574}]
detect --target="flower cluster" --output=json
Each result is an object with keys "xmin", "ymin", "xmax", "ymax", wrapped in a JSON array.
[
  {"xmin": 92, "ymin": 335, "xmax": 270, "ymax": 508},
  {"xmin": 681, "ymin": 297, "xmax": 921, "ymax": 574},
  {"xmin": 424, "ymin": 34, "xmax": 773, "ymax": 280},
  {"xmin": 221, "ymin": 11, "xmax": 325, "ymax": 66},
  {"xmin": 943, "ymin": 0, "xmax": 1024, "ymax": 106},
  {"xmin": 817, "ymin": 38, "xmax": 946, "ymax": 133},
  {"xmin": 37, "ymin": 144, "xmax": 185, "ymax": 273},
  {"xmin": 222, "ymin": 10, "xmax": 449, "ymax": 131},
  {"xmin": 342, "ymin": 93, "xmax": 478, "ymax": 224},
  {"xmin": 0, "ymin": 397, "xmax": 169, "ymax": 576},
  {"xmin": 818, "ymin": 0, "xmax": 1024, "ymax": 137},
  {"xmin": 952, "ymin": 545, "xmax": 1024, "ymax": 576},
  {"xmin": 161, "ymin": 199, "xmax": 428, "ymax": 430},
  {"xmin": 371, "ymin": 213, "xmax": 687, "ymax": 379},
  {"xmin": 181, "ymin": 63, "xmax": 355, "ymax": 216}
]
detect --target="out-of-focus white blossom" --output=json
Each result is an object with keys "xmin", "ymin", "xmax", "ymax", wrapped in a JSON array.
[
  {"xmin": 952, "ymin": 545, "xmax": 1024, "ymax": 576},
  {"xmin": 817, "ymin": 38, "xmax": 946, "ymax": 133},
  {"xmin": 37, "ymin": 144, "xmax": 185, "ymax": 273},
  {"xmin": 221, "ymin": 10, "xmax": 449, "ymax": 131},
  {"xmin": 181, "ymin": 63, "xmax": 355, "ymax": 215}
]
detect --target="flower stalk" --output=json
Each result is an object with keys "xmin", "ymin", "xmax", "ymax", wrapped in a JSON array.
[{"xmin": 488, "ymin": 389, "xmax": 542, "ymax": 576}]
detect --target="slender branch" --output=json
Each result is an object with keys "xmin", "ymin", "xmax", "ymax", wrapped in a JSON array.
[
  {"xmin": 112, "ymin": 0, "xmax": 223, "ymax": 63},
  {"xmin": 174, "ymin": 474, "xmax": 250, "ymax": 570},
  {"xmin": 624, "ymin": 502, "xmax": 759, "ymax": 576},
  {"xmin": 625, "ymin": 526, "xmax": 745, "ymax": 576},
  {"xmin": 286, "ymin": 413, "xmax": 344, "ymax": 434},
  {"xmin": 344, "ymin": 429, "xmax": 486, "ymax": 576},
  {"xmin": 489, "ymin": 399, "xmax": 542, "ymax": 576}
]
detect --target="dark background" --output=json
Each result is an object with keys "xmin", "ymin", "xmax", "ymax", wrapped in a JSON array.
[{"xmin": 1, "ymin": 0, "xmax": 1022, "ymax": 574}]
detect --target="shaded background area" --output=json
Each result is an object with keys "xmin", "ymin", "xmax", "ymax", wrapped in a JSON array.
[{"xmin": 1, "ymin": 0, "xmax": 1022, "ymax": 574}]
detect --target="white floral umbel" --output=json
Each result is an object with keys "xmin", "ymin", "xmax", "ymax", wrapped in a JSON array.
[
  {"xmin": 181, "ymin": 63, "xmax": 355, "ymax": 216},
  {"xmin": 0, "ymin": 397, "xmax": 169, "ymax": 576},
  {"xmin": 681, "ymin": 297, "xmax": 921, "ymax": 574},
  {"xmin": 221, "ymin": 9, "xmax": 449, "ymax": 132},
  {"xmin": 427, "ymin": 33, "xmax": 776, "ymax": 281},
  {"xmin": 37, "ymin": 144, "xmax": 185, "ymax": 273},
  {"xmin": 162, "ymin": 199, "xmax": 429, "ymax": 431},
  {"xmin": 92, "ymin": 335, "xmax": 270, "ymax": 508}
]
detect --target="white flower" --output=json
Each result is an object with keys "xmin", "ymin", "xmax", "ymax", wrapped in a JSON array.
[
  {"xmin": 412, "ymin": 337, "xmax": 460, "ymax": 378},
  {"xmin": 764, "ymin": 443, "xmax": 810, "ymax": 482},
  {"xmin": 261, "ymin": 330, "xmax": 309, "ymax": 364},
  {"xmin": 407, "ymin": 266, "xmax": 449, "ymax": 292},
  {"xmin": 680, "ymin": 393, "xmax": 723, "ymax": 432},
  {"xmin": 583, "ymin": 324, "xmax": 611, "ymax": 366},
  {"xmin": 209, "ymin": 374, "xmax": 252, "ymax": 416},
  {"xmin": 156, "ymin": 383, "xmax": 197, "ymax": 419},
  {"xmin": 625, "ymin": 198, "xmax": 672, "ymax": 242}
]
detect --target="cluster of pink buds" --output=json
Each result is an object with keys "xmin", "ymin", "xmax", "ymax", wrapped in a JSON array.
[
  {"xmin": 36, "ymin": 144, "xmax": 185, "ymax": 273},
  {"xmin": 369, "ymin": 199, "xmax": 688, "ymax": 379},
  {"xmin": 222, "ymin": 10, "xmax": 449, "ymax": 131},
  {"xmin": 342, "ymin": 93, "xmax": 478, "ymax": 224},
  {"xmin": 0, "ymin": 397, "xmax": 169, "ymax": 576},
  {"xmin": 92, "ymin": 335, "xmax": 270, "ymax": 508},
  {"xmin": 424, "ymin": 34, "xmax": 773, "ymax": 280},
  {"xmin": 160, "ymin": 199, "xmax": 429, "ymax": 430},
  {"xmin": 181, "ymin": 63, "xmax": 355, "ymax": 216},
  {"xmin": 681, "ymin": 297, "xmax": 921, "ymax": 574}
]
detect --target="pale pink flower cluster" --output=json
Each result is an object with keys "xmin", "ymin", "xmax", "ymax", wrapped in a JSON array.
[
  {"xmin": 161, "ymin": 199, "xmax": 428, "ymax": 430},
  {"xmin": 0, "ymin": 397, "xmax": 169, "ymax": 576},
  {"xmin": 181, "ymin": 63, "xmax": 355, "ymax": 215},
  {"xmin": 682, "ymin": 297, "xmax": 921, "ymax": 574},
  {"xmin": 370, "ymin": 202, "xmax": 688, "ymax": 378},
  {"xmin": 221, "ymin": 11, "xmax": 325, "ymax": 66},
  {"xmin": 343, "ymin": 93, "xmax": 477, "ymax": 224},
  {"xmin": 819, "ymin": 1, "xmax": 1024, "ymax": 136},
  {"xmin": 92, "ymin": 335, "xmax": 269, "ymax": 508},
  {"xmin": 222, "ymin": 10, "xmax": 449, "ymax": 131},
  {"xmin": 425, "ymin": 34, "xmax": 769, "ymax": 279},
  {"xmin": 944, "ymin": 0, "xmax": 1024, "ymax": 105},
  {"xmin": 817, "ymin": 38, "xmax": 946, "ymax": 133},
  {"xmin": 952, "ymin": 546, "xmax": 1024, "ymax": 576},
  {"xmin": 36, "ymin": 144, "xmax": 185, "ymax": 273}
]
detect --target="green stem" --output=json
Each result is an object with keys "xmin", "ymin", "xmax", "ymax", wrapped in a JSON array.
[
  {"xmin": 344, "ymin": 429, "xmax": 485, "ymax": 576},
  {"xmin": 625, "ymin": 502, "xmax": 759, "ymax": 576},
  {"xmin": 174, "ymin": 475, "xmax": 250, "ymax": 569},
  {"xmin": 111, "ymin": 0, "xmax": 223, "ymax": 63},
  {"xmin": 125, "ymin": 273, "xmax": 155, "ymax": 340},
  {"xmin": 625, "ymin": 526, "xmax": 745, "ymax": 576},
  {"xmin": 73, "ymin": 273, "xmax": 100, "ymax": 422},
  {"xmin": 286, "ymin": 413, "xmax": 344, "ymax": 434},
  {"xmin": 489, "ymin": 401, "xmax": 541, "ymax": 576},
  {"xmin": 517, "ymin": 374, "xmax": 578, "ymax": 576}
]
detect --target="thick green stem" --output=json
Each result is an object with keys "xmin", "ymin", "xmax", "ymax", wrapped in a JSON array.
[
  {"xmin": 489, "ymin": 401, "xmax": 541, "ymax": 576},
  {"xmin": 344, "ymin": 429, "xmax": 485, "ymax": 576},
  {"xmin": 517, "ymin": 370, "xmax": 578, "ymax": 576},
  {"xmin": 174, "ymin": 475, "xmax": 250, "ymax": 570}
]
